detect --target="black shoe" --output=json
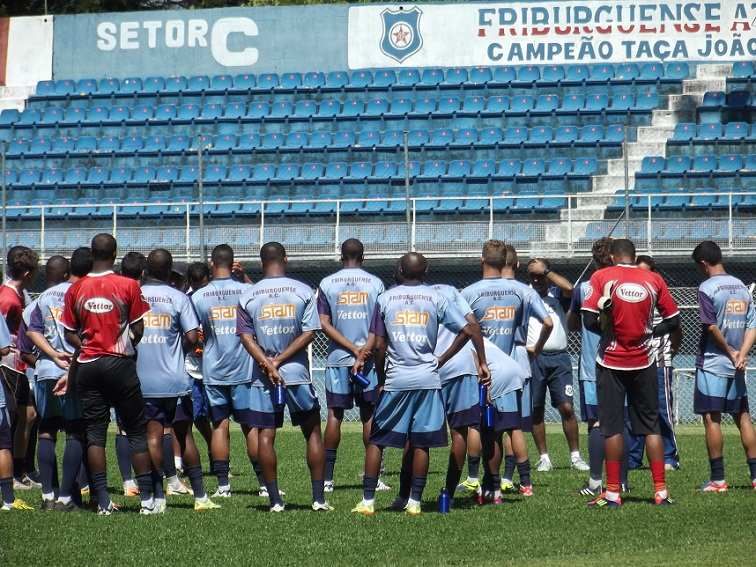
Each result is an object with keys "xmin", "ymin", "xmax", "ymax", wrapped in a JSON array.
[
  {"xmin": 41, "ymin": 499, "xmax": 57, "ymax": 511},
  {"xmin": 53, "ymin": 500, "xmax": 81, "ymax": 512}
]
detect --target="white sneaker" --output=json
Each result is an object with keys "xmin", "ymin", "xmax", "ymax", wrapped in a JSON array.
[
  {"xmin": 376, "ymin": 478, "xmax": 391, "ymax": 492},
  {"xmin": 324, "ymin": 481, "xmax": 334, "ymax": 493},
  {"xmin": 212, "ymin": 487, "xmax": 232, "ymax": 498},
  {"xmin": 270, "ymin": 502, "xmax": 286, "ymax": 513},
  {"xmin": 13, "ymin": 478, "xmax": 32, "ymax": 491},
  {"xmin": 536, "ymin": 456, "xmax": 553, "ymax": 472},
  {"xmin": 98, "ymin": 502, "xmax": 118, "ymax": 516},
  {"xmin": 312, "ymin": 501, "xmax": 334, "ymax": 511},
  {"xmin": 257, "ymin": 486, "xmax": 286, "ymax": 498},
  {"xmin": 167, "ymin": 477, "xmax": 193, "ymax": 496},
  {"xmin": 154, "ymin": 498, "xmax": 167, "ymax": 514},
  {"xmin": 571, "ymin": 456, "xmax": 590, "ymax": 472}
]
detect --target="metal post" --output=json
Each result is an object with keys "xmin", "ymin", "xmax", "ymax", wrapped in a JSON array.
[
  {"xmin": 1, "ymin": 144, "xmax": 6, "ymax": 281},
  {"xmin": 411, "ymin": 199, "xmax": 416, "ymax": 252},
  {"xmin": 185, "ymin": 203, "xmax": 191, "ymax": 262},
  {"xmin": 623, "ymin": 125, "xmax": 630, "ymax": 237},
  {"xmin": 259, "ymin": 203, "xmax": 265, "ymax": 249},
  {"xmin": 567, "ymin": 195, "xmax": 573, "ymax": 255},
  {"xmin": 488, "ymin": 197, "xmax": 494, "ymax": 240},
  {"xmin": 334, "ymin": 200, "xmax": 340, "ymax": 255},
  {"xmin": 112, "ymin": 205, "xmax": 117, "ymax": 238},
  {"xmin": 728, "ymin": 192, "xmax": 733, "ymax": 252},
  {"xmin": 197, "ymin": 140, "xmax": 206, "ymax": 262},
  {"xmin": 40, "ymin": 207, "xmax": 46, "ymax": 261},
  {"xmin": 403, "ymin": 130, "xmax": 411, "ymax": 252},
  {"xmin": 647, "ymin": 194, "xmax": 653, "ymax": 253}
]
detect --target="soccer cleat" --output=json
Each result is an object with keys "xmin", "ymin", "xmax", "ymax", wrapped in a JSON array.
[
  {"xmin": 587, "ymin": 493, "xmax": 622, "ymax": 508},
  {"xmin": 665, "ymin": 463, "xmax": 680, "ymax": 471},
  {"xmin": 477, "ymin": 490, "xmax": 503, "ymax": 506},
  {"xmin": 389, "ymin": 496, "xmax": 408, "ymax": 511},
  {"xmin": 700, "ymin": 480, "xmax": 728, "ymax": 493},
  {"xmin": 654, "ymin": 493, "xmax": 674, "ymax": 506},
  {"xmin": 53, "ymin": 500, "xmax": 80, "ymax": 512},
  {"xmin": 154, "ymin": 498, "xmax": 167, "ymax": 514},
  {"xmin": 167, "ymin": 478, "xmax": 193, "ymax": 496},
  {"xmin": 535, "ymin": 456, "xmax": 553, "ymax": 472},
  {"xmin": 376, "ymin": 478, "xmax": 391, "ymax": 492},
  {"xmin": 97, "ymin": 502, "xmax": 118, "ymax": 516},
  {"xmin": 123, "ymin": 481, "xmax": 140, "ymax": 497},
  {"xmin": 519, "ymin": 485, "xmax": 534, "ymax": 497},
  {"xmin": 80, "ymin": 485, "xmax": 90, "ymax": 497},
  {"xmin": 212, "ymin": 487, "xmax": 232, "ymax": 498},
  {"xmin": 257, "ymin": 486, "xmax": 285, "ymax": 498},
  {"xmin": 13, "ymin": 477, "xmax": 32, "ymax": 491},
  {"xmin": 571, "ymin": 456, "xmax": 590, "ymax": 472},
  {"xmin": 405, "ymin": 500, "xmax": 422, "ymax": 516},
  {"xmin": 500, "ymin": 479, "xmax": 516, "ymax": 493},
  {"xmin": 324, "ymin": 481, "xmax": 334, "ymax": 493},
  {"xmin": 456, "ymin": 478, "xmax": 481, "ymax": 495},
  {"xmin": 40, "ymin": 499, "xmax": 56, "ymax": 511},
  {"xmin": 270, "ymin": 502, "xmax": 286, "ymax": 513},
  {"xmin": 311, "ymin": 501, "xmax": 334, "ymax": 512},
  {"xmin": 21, "ymin": 474, "xmax": 42, "ymax": 489},
  {"xmin": 752, "ymin": 479, "xmax": 756, "ymax": 491},
  {"xmin": 194, "ymin": 498, "xmax": 221, "ymax": 512},
  {"xmin": 351, "ymin": 499, "xmax": 375, "ymax": 516},
  {"xmin": 579, "ymin": 484, "xmax": 602, "ymax": 497},
  {"xmin": 1, "ymin": 498, "xmax": 34, "ymax": 511}
]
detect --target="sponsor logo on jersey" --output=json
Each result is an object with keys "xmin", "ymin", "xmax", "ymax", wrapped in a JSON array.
[
  {"xmin": 615, "ymin": 283, "xmax": 649, "ymax": 303},
  {"xmin": 337, "ymin": 291, "xmax": 368, "ymax": 305},
  {"xmin": 210, "ymin": 305, "xmax": 237, "ymax": 320},
  {"xmin": 144, "ymin": 312, "xmax": 172, "ymax": 329},
  {"xmin": 392, "ymin": 310, "xmax": 430, "ymax": 326},
  {"xmin": 49, "ymin": 306, "xmax": 63, "ymax": 321},
  {"xmin": 84, "ymin": 297, "xmax": 114, "ymax": 314},
  {"xmin": 258, "ymin": 303, "xmax": 296, "ymax": 320},
  {"xmin": 481, "ymin": 305, "xmax": 516, "ymax": 320},
  {"xmin": 725, "ymin": 299, "xmax": 748, "ymax": 314}
]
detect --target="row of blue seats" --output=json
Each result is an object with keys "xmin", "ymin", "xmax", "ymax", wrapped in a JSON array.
[
  {"xmin": 3, "ymin": 93, "xmax": 660, "ymax": 128},
  {"xmin": 730, "ymin": 62, "xmax": 756, "ymax": 81},
  {"xmin": 670, "ymin": 122, "xmax": 755, "ymax": 143},
  {"xmin": 4, "ymin": 157, "xmax": 600, "ymax": 187},
  {"xmin": 608, "ymin": 193, "xmax": 755, "ymax": 211},
  {"xmin": 3, "ymin": 125, "xmax": 624, "ymax": 159},
  {"xmin": 584, "ymin": 222, "xmax": 736, "ymax": 241},
  {"xmin": 638, "ymin": 154, "xmax": 756, "ymax": 175},
  {"xmin": 32, "ymin": 63, "xmax": 689, "ymax": 100},
  {"xmin": 700, "ymin": 90, "xmax": 754, "ymax": 110}
]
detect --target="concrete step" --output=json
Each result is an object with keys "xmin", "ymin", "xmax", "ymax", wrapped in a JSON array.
[
  {"xmin": 592, "ymin": 175, "xmax": 633, "ymax": 193},
  {"xmin": 625, "ymin": 141, "xmax": 667, "ymax": 159},
  {"xmin": 696, "ymin": 64, "xmax": 732, "ymax": 79},
  {"xmin": 607, "ymin": 158, "xmax": 641, "ymax": 177},
  {"xmin": 683, "ymin": 79, "xmax": 725, "ymax": 95},
  {"xmin": 559, "ymin": 207, "xmax": 606, "ymax": 221},
  {"xmin": 650, "ymin": 108, "xmax": 694, "ymax": 126},
  {"xmin": 636, "ymin": 125, "xmax": 675, "ymax": 142}
]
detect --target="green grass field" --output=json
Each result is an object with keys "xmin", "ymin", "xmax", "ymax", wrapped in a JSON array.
[{"xmin": 1, "ymin": 424, "xmax": 755, "ymax": 566}]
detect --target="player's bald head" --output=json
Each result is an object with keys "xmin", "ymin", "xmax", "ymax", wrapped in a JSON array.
[
  {"xmin": 340, "ymin": 238, "xmax": 364, "ymax": 264},
  {"xmin": 146, "ymin": 248, "xmax": 173, "ymax": 282},
  {"xmin": 45, "ymin": 255, "xmax": 69, "ymax": 285},
  {"xmin": 91, "ymin": 233, "xmax": 117, "ymax": 263},
  {"xmin": 260, "ymin": 242, "xmax": 287, "ymax": 266},
  {"xmin": 398, "ymin": 252, "xmax": 427, "ymax": 282},
  {"xmin": 610, "ymin": 238, "xmax": 636, "ymax": 263}
]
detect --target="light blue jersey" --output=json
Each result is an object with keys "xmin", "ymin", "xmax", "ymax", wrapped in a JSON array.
[
  {"xmin": 0, "ymin": 315, "xmax": 11, "ymax": 408},
  {"xmin": 571, "ymin": 281, "xmax": 601, "ymax": 382},
  {"xmin": 137, "ymin": 282, "xmax": 200, "ymax": 398},
  {"xmin": 432, "ymin": 284, "xmax": 478, "ymax": 383},
  {"xmin": 485, "ymin": 338, "xmax": 528, "ymax": 400},
  {"xmin": 462, "ymin": 277, "xmax": 549, "ymax": 377},
  {"xmin": 237, "ymin": 276, "xmax": 320, "ymax": 386},
  {"xmin": 370, "ymin": 283, "xmax": 467, "ymax": 391},
  {"xmin": 696, "ymin": 274, "xmax": 756, "ymax": 377},
  {"xmin": 191, "ymin": 277, "xmax": 254, "ymax": 386},
  {"xmin": 317, "ymin": 268, "xmax": 384, "ymax": 367},
  {"xmin": 27, "ymin": 282, "xmax": 72, "ymax": 381}
]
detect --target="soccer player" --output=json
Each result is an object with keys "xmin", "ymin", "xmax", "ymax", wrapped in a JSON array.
[
  {"xmin": 26, "ymin": 249, "xmax": 93, "ymax": 511},
  {"xmin": 136, "ymin": 248, "xmax": 219, "ymax": 512},
  {"xmin": 238, "ymin": 242, "xmax": 331, "ymax": 512},
  {"xmin": 581, "ymin": 238, "xmax": 679, "ymax": 507},
  {"xmin": 60, "ymin": 233, "xmax": 156, "ymax": 515},
  {"xmin": 352, "ymin": 253, "xmax": 489, "ymax": 516},
  {"xmin": 317, "ymin": 238, "xmax": 386, "ymax": 493},
  {"xmin": 628, "ymin": 255, "xmax": 681, "ymax": 471},
  {"xmin": 462, "ymin": 241, "xmax": 552, "ymax": 496},
  {"xmin": 0, "ymin": 311, "xmax": 31, "ymax": 510},
  {"xmin": 191, "ymin": 245, "xmax": 254, "ymax": 498},
  {"xmin": 691, "ymin": 241, "xmax": 756, "ymax": 492},
  {"xmin": 0, "ymin": 246, "xmax": 39, "ymax": 489},
  {"xmin": 526, "ymin": 258, "xmax": 588, "ymax": 472}
]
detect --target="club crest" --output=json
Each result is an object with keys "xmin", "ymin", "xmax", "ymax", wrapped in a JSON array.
[{"xmin": 380, "ymin": 7, "xmax": 423, "ymax": 63}]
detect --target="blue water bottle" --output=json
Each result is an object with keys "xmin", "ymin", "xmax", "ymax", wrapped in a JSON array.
[
  {"xmin": 351, "ymin": 371, "xmax": 370, "ymax": 389},
  {"xmin": 485, "ymin": 403, "xmax": 495, "ymax": 429},
  {"xmin": 478, "ymin": 384, "xmax": 487, "ymax": 408},
  {"xmin": 273, "ymin": 383, "xmax": 286, "ymax": 407},
  {"xmin": 438, "ymin": 487, "xmax": 450, "ymax": 514}
]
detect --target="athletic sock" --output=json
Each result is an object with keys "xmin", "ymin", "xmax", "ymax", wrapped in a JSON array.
[
  {"xmin": 588, "ymin": 427, "xmax": 605, "ymax": 482},
  {"xmin": 207, "ymin": 452, "xmax": 214, "ymax": 474},
  {"xmin": 398, "ymin": 460, "xmax": 412, "ymax": 500},
  {"xmin": 467, "ymin": 455, "xmax": 480, "ymax": 480},
  {"xmin": 185, "ymin": 465, "xmax": 206, "ymax": 499},
  {"xmin": 517, "ymin": 460, "xmax": 532, "ymax": 487},
  {"xmin": 490, "ymin": 474, "xmax": 501, "ymax": 495},
  {"xmin": 250, "ymin": 458, "xmax": 265, "ymax": 487},
  {"xmin": 324, "ymin": 448, "xmax": 337, "ymax": 483},
  {"xmin": 162, "ymin": 434, "xmax": 177, "ymax": 479},
  {"xmin": 151, "ymin": 469, "xmax": 165, "ymax": 499},
  {"xmin": 622, "ymin": 428, "xmax": 631, "ymax": 487},
  {"xmin": 570, "ymin": 450, "xmax": 581, "ymax": 461},
  {"xmin": 605, "ymin": 460, "xmax": 622, "ymax": 501},
  {"xmin": 311, "ymin": 479, "xmax": 325, "ymax": 504},
  {"xmin": 135, "ymin": 471, "xmax": 154, "ymax": 505},
  {"xmin": 363, "ymin": 475, "xmax": 378, "ymax": 501},
  {"xmin": 174, "ymin": 456, "xmax": 183, "ymax": 472},
  {"xmin": 115, "ymin": 434, "xmax": 132, "ymax": 482},
  {"xmin": 0, "ymin": 476, "xmax": 14, "ymax": 504},
  {"xmin": 410, "ymin": 476, "xmax": 427, "ymax": 502},
  {"xmin": 747, "ymin": 458, "xmax": 756, "ymax": 482},
  {"xmin": 91, "ymin": 471, "xmax": 110, "ymax": 510},
  {"xmin": 213, "ymin": 460, "xmax": 230, "ymax": 489},
  {"xmin": 650, "ymin": 460, "xmax": 666, "ymax": 494},
  {"xmin": 265, "ymin": 480, "xmax": 283, "ymax": 506},
  {"xmin": 37, "ymin": 437, "xmax": 57, "ymax": 497},
  {"xmin": 59, "ymin": 436, "xmax": 84, "ymax": 499},
  {"xmin": 12, "ymin": 457, "xmax": 24, "ymax": 479},
  {"xmin": 445, "ymin": 453, "xmax": 463, "ymax": 495},
  {"xmin": 710, "ymin": 456, "xmax": 725, "ymax": 482},
  {"xmin": 503, "ymin": 454, "xmax": 516, "ymax": 481}
]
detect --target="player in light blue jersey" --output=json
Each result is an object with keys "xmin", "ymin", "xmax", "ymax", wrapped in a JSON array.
[
  {"xmin": 137, "ymin": 249, "xmax": 219, "ymax": 513},
  {"xmin": 0, "ymin": 311, "xmax": 25, "ymax": 510},
  {"xmin": 238, "ymin": 242, "xmax": 330, "ymax": 512},
  {"xmin": 317, "ymin": 239, "xmax": 386, "ymax": 493},
  {"xmin": 191, "ymin": 245, "xmax": 254, "ymax": 498},
  {"xmin": 462, "ymin": 241, "xmax": 552, "ymax": 496},
  {"xmin": 692, "ymin": 241, "xmax": 756, "ymax": 492},
  {"xmin": 25, "ymin": 249, "xmax": 92, "ymax": 512},
  {"xmin": 352, "ymin": 253, "xmax": 489, "ymax": 516}
]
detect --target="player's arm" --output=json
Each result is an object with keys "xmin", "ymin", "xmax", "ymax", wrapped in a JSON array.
[
  {"xmin": 529, "ymin": 294, "xmax": 554, "ymax": 357},
  {"xmin": 182, "ymin": 329, "xmax": 199, "ymax": 352},
  {"xmin": 373, "ymin": 335, "xmax": 387, "ymax": 387},
  {"xmin": 272, "ymin": 331, "xmax": 315, "ymax": 368},
  {"xmin": 669, "ymin": 326, "xmax": 682, "ymax": 356},
  {"xmin": 63, "ymin": 329, "xmax": 82, "ymax": 350},
  {"xmin": 566, "ymin": 288, "xmax": 582, "ymax": 332},
  {"xmin": 129, "ymin": 319, "xmax": 145, "ymax": 346},
  {"xmin": 440, "ymin": 320, "xmax": 490, "ymax": 385},
  {"xmin": 27, "ymin": 306, "xmax": 70, "ymax": 369},
  {"xmin": 532, "ymin": 260, "xmax": 573, "ymax": 298},
  {"xmin": 236, "ymin": 302, "xmax": 282, "ymax": 382},
  {"xmin": 652, "ymin": 314, "xmax": 680, "ymax": 338},
  {"xmin": 351, "ymin": 332, "xmax": 376, "ymax": 375},
  {"xmin": 319, "ymin": 314, "xmax": 359, "ymax": 357}
]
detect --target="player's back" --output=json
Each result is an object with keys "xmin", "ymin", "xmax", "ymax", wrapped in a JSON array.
[
  {"xmin": 30, "ymin": 281, "xmax": 72, "ymax": 377},
  {"xmin": 432, "ymin": 283, "xmax": 477, "ymax": 382},
  {"xmin": 484, "ymin": 338, "xmax": 527, "ymax": 400},
  {"xmin": 318, "ymin": 268, "xmax": 384, "ymax": 366},
  {"xmin": 191, "ymin": 277, "xmax": 252, "ymax": 385},
  {"xmin": 462, "ymin": 277, "xmax": 527, "ymax": 355}
]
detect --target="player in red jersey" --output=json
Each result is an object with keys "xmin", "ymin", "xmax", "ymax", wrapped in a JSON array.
[
  {"xmin": 60, "ymin": 233, "xmax": 156, "ymax": 515},
  {"xmin": 581, "ymin": 239, "xmax": 680, "ymax": 507}
]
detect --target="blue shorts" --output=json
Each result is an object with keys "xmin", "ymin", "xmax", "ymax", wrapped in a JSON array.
[
  {"xmin": 192, "ymin": 380, "xmax": 209, "ymax": 420},
  {"xmin": 579, "ymin": 380, "xmax": 599, "ymax": 422},
  {"xmin": 206, "ymin": 382, "xmax": 258, "ymax": 426},
  {"xmin": 441, "ymin": 375, "xmax": 481, "ymax": 429},
  {"xmin": 488, "ymin": 389, "xmax": 527, "ymax": 432},
  {"xmin": 0, "ymin": 406, "xmax": 11, "ymax": 450},
  {"xmin": 144, "ymin": 397, "xmax": 181, "ymax": 426},
  {"xmin": 370, "ymin": 389, "xmax": 448, "ymax": 449},
  {"xmin": 325, "ymin": 366, "xmax": 379, "ymax": 410},
  {"xmin": 33, "ymin": 378, "xmax": 81, "ymax": 424},
  {"xmin": 531, "ymin": 352, "xmax": 574, "ymax": 409},
  {"xmin": 248, "ymin": 383, "xmax": 321, "ymax": 429},
  {"xmin": 694, "ymin": 369, "xmax": 749, "ymax": 416},
  {"xmin": 173, "ymin": 394, "xmax": 193, "ymax": 424}
]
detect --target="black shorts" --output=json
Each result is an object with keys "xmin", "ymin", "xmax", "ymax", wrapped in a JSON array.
[
  {"xmin": 1, "ymin": 367, "xmax": 31, "ymax": 409},
  {"xmin": 597, "ymin": 363, "xmax": 660, "ymax": 437}
]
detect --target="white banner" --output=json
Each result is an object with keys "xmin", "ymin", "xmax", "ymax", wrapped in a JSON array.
[
  {"xmin": 5, "ymin": 16, "xmax": 53, "ymax": 86},
  {"xmin": 348, "ymin": 1, "xmax": 756, "ymax": 68}
]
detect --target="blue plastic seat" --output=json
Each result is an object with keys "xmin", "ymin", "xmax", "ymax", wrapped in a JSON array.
[
  {"xmin": 479, "ymin": 127, "xmax": 503, "ymax": 146},
  {"xmin": 372, "ymin": 70, "xmax": 396, "ymax": 89},
  {"xmin": 413, "ymin": 97, "xmax": 437, "ymax": 116},
  {"xmin": 269, "ymin": 101, "xmax": 293, "ymax": 119},
  {"xmin": 142, "ymin": 76, "xmax": 165, "ymax": 94},
  {"xmin": 590, "ymin": 64, "xmax": 614, "ymax": 82},
  {"xmin": 397, "ymin": 160, "xmax": 421, "ymax": 179},
  {"xmin": 471, "ymin": 159, "xmax": 496, "ymax": 179},
  {"xmin": 604, "ymin": 125, "xmax": 624, "ymax": 144},
  {"xmin": 257, "ymin": 73, "xmax": 279, "ymax": 91},
  {"xmin": 274, "ymin": 164, "xmax": 298, "ymax": 182},
  {"xmin": 35, "ymin": 81, "xmax": 56, "ymax": 97},
  {"xmin": 248, "ymin": 101, "xmax": 270, "ymax": 120},
  {"xmin": 294, "ymin": 100, "xmax": 317, "ymax": 119},
  {"xmin": 210, "ymin": 75, "xmax": 233, "ymax": 92},
  {"xmin": 213, "ymin": 134, "xmax": 236, "ymax": 153},
  {"xmin": 419, "ymin": 160, "xmax": 447, "ymax": 180},
  {"xmin": 347, "ymin": 162, "xmax": 372, "ymax": 181},
  {"xmin": 233, "ymin": 73, "xmax": 257, "ymax": 90},
  {"xmin": 573, "ymin": 158, "xmax": 597, "ymax": 176},
  {"xmin": 98, "ymin": 78, "xmax": 119, "ymax": 94},
  {"xmin": 166, "ymin": 135, "xmax": 190, "ymax": 154},
  {"xmin": 379, "ymin": 130, "xmax": 403, "ymax": 149},
  {"xmin": 510, "ymin": 95, "xmax": 534, "ymax": 113},
  {"xmin": 72, "ymin": 78, "xmax": 96, "ymax": 95},
  {"xmin": 517, "ymin": 66, "xmax": 540, "ymax": 83},
  {"xmin": 542, "ymin": 65, "xmax": 565, "ymax": 84},
  {"xmin": 40, "ymin": 168, "xmax": 64, "ymax": 186},
  {"xmin": 325, "ymin": 71, "xmax": 349, "ymax": 89},
  {"xmin": 350, "ymin": 70, "xmax": 373, "ymax": 89},
  {"xmin": 408, "ymin": 129, "xmax": 429, "ymax": 147},
  {"xmin": 641, "ymin": 156, "xmax": 665, "ymax": 174},
  {"xmin": 562, "ymin": 94, "xmax": 585, "ymax": 112},
  {"xmin": 469, "ymin": 67, "xmax": 492, "ymax": 86},
  {"xmin": 453, "ymin": 128, "xmax": 477, "ymax": 147},
  {"xmin": 236, "ymin": 133, "xmax": 260, "ymax": 152},
  {"xmin": 131, "ymin": 166, "xmax": 156, "ymax": 185},
  {"xmin": 300, "ymin": 162, "xmax": 324, "ymax": 181},
  {"xmin": 726, "ymin": 90, "xmax": 751, "ymax": 108},
  {"xmin": 40, "ymin": 107, "xmax": 64, "ymax": 125},
  {"xmin": 443, "ymin": 68, "xmax": 468, "ymax": 87},
  {"xmin": 485, "ymin": 96, "xmax": 509, "ymax": 115},
  {"xmin": 672, "ymin": 123, "xmax": 695, "ymax": 142},
  {"xmin": 121, "ymin": 135, "xmax": 143, "ymax": 154},
  {"xmin": 252, "ymin": 164, "xmax": 275, "ymax": 183},
  {"xmin": 18, "ymin": 169, "xmax": 40, "ymax": 186},
  {"xmin": 227, "ymin": 165, "xmax": 250, "ymax": 183},
  {"xmin": 718, "ymin": 154, "xmax": 743, "ymax": 173},
  {"xmin": 731, "ymin": 61, "xmax": 754, "ymax": 79},
  {"xmin": 316, "ymin": 99, "xmax": 340, "ymax": 118},
  {"xmin": 130, "ymin": 105, "xmax": 154, "ymax": 123},
  {"xmin": 665, "ymin": 62, "xmax": 689, "ymax": 80},
  {"xmin": 522, "ymin": 159, "xmax": 545, "ymax": 177},
  {"xmin": 97, "ymin": 136, "xmax": 119, "ymax": 154},
  {"xmin": 75, "ymin": 136, "xmax": 97, "ymax": 154},
  {"xmin": 555, "ymin": 126, "xmax": 578, "ymax": 145},
  {"xmin": 615, "ymin": 64, "xmax": 639, "ymax": 81},
  {"xmin": 176, "ymin": 103, "xmax": 200, "ymax": 122},
  {"xmin": 666, "ymin": 156, "xmax": 691, "ymax": 174},
  {"xmin": 504, "ymin": 127, "xmax": 528, "ymax": 145},
  {"xmin": 585, "ymin": 94, "xmax": 608, "ymax": 112},
  {"xmin": 154, "ymin": 104, "xmax": 177, "ymax": 123},
  {"xmin": 280, "ymin": 73, "xmax": 302, "ymax": 90},
  {"xmin": 566, "ymin": 65, "xmax": 589, "ymax": 83},
  {"xmin": 178, "ymin": 166, "xmax": 198, "ymax": 184},
  {"xmin": 420, "ymin": 68, "xmax": 444, "ymax": 87},
  {"xmin": 341, "ymin": 100, "xmax": 364, "ymax": 118},
  {"xmin": 612, "ymin": 94, "xmax": 634, "ymax": 111},
  {"xmin": 437, "ymin": 96, "xmax": 460, "ymax": 116},
  {"xmin": 283, "ymin": 131, "xmax": 307, "ymax": 150},
  {"xmin": 303, "ymin": 72, "xmax": 325, "ymax": 90},
  {"xmin": 64, "ymin": 167, "xmax": 87, "ymax": 186},
  {"xmin": 428, "ymin": 129, "xmax": 453, "ymax": 148},
  {"xmin": 692, "ymin": 155, "xmax": 716, "ymax": 173},
  {"xmin": 325, "ymin": 162, "xmax": 349, "ymax": 180},
  {"xmin": 331, "ymin": 131, "xmax": 355, "ymax": 149},
  {"xmin": 635, "ymin": 93, "xmax": 659, "ymax": 110},
  {"xmin": 497, "ymin": 159, "xmax": 521, "ymax": 178},
  {"xmin": 155, "ymin": 166, "xmax": 179, "ymax": 184},
  {"xmin": 446, "ymin": 160, "xmax": 471, "ymax": 179},
  {"xmin": 50, "ymin": 137, "xmax": 76, "ymax": 156},
  {"xmin": 723, "ymin": 122, "xmax": 748, "ymax": 140},
  {"xmin": 164, "ymin": 76, "xmax": 187, "ymax": 93},
  {"xmin": 491, "ymin": 67, "xmax": 516, "ymax": 85},
  {"xmin": 580, "ymin": 125, "xmax": 604, "ymax": 144},
  {"xmin": 371, "ymin": 161, "xmax": 397, "ymax": 181},
  {"xmin": 307, "ymin": 131, "xmax": 331, "ymax": 150},
  {"xmin": 200, "ymin": 103, "xmax": 223, "ymax": 121},
  {"xmin": 461, "ymin": 95, "xmax": 485, "ymax": 115},
  {"xmin": 397, "ymin": 69, "xmax": 420, "ymax": 87},
  {"xmin": 387, "ymin": 98, "xmax": 412, "ymax": 117},
  {"xmin": 357, "ymin": 130, "xmax": 380, "ymax": 148},
  {"xmin": 0, "ymin": 109, "xmax": 20, "ymax": 126},
  {"xmin": 548, "ymin": 158, "xmax": 571, "ymax": 177},
  {"xmin": 109, "ymin": 167, "xmax": 131, "ymax": 184},
  {"xmin": 698, "ymin": 123, "xmax": 722, "ymax": 141},
  {"xmin": 535, "ymin": 94, "xmax": 559, "ymax": 113},
  {"xmin": 364, "ymin": 98, "xmax": 388, "ymax": 117},
  {"xmin": 639, "ymin": 63, "xmax": 664, "ymax": 81},
  {"xmin": 261, "ymin": 133, "xmax": 284, "ymax": 151},
  {"xmin": 702, "ymin": 91, "xmax": 725, "ymax": 108},
  {"xmin": 18, "ymin": 109, "xmax": 41, "ymax": 126}
]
